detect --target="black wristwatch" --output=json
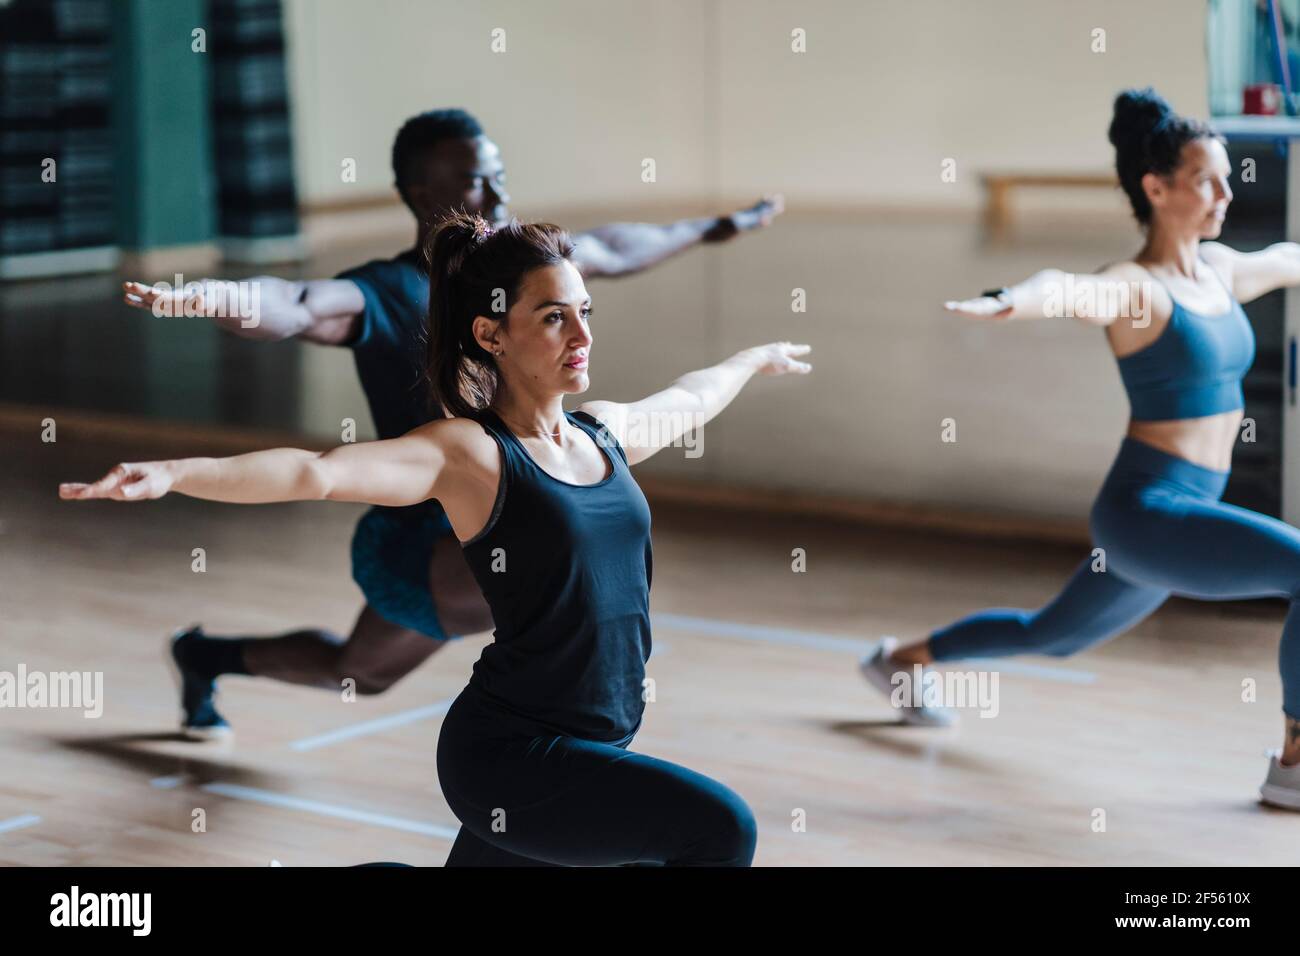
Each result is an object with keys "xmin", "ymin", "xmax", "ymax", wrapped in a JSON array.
[{"xmin": 981, "ymin": 287, "xmax": 1014, "ymax": 314}]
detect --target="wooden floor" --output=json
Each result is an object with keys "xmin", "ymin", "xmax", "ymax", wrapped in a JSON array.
[{"xmin": 3, "ymin": 417, "xmax": 1298, "ymax": 866}]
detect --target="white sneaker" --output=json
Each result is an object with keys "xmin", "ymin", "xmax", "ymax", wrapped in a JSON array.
[
  {"xmin": 1259, "ymin": 751, "xmax": 1300, "ymax": 810},
  {"xmin": 858, "ymin": 636, "xmax": 957, "ymax": 727}
]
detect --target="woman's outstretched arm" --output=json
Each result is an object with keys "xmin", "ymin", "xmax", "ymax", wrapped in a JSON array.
[
  {"xmin": 578, "ymin": 341, "xmax": 811, "ymax": 467},
  {"xmin": 59, "ymin": 420, "xmax": 461, "ymax": 507},
  {"xmin": 1201, "ymin": 241, "xmax": 1300, "ymax": 304},
  {"xmin": 943, "ymin": 264, "xmax": 1151, "ymax": 327}
]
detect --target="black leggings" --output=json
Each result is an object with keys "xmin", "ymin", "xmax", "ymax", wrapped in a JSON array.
[{"xmin": 436, "ymin": 690, "xmax": 757, "ymax": 866}]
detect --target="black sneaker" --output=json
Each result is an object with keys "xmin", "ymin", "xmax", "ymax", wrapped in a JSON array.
[{"xmin": 169, "ymin": 626, "xmax": 232, "ymax": 740}]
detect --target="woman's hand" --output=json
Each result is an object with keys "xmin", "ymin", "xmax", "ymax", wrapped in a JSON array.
[
  {"xmin": 60, "ymin": 461, "xmax": 175, "ymax": 502},
  {"xmin": 943, "ymin": 295, "xmax": 1014, "ymax": 320},
  {"xmin": 740, "ymin": 341, "xmax": 813, "ymax": 376}
]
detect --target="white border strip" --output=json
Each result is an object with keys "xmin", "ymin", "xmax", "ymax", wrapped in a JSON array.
[
  {"xmin": 0, "ymin": 814, "xmax": 41, "ymax": 834},
  {"xmin": 200, "ymin": 783, "xmax": 459, "ymax": 840},
  {"xmin": 289, "ymin": 699, "xmax": 455, "ymax": 752}
]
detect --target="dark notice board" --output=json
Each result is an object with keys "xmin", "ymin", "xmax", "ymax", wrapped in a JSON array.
[{"xmin": 1220, "ymin": 136, "xmax": 1288, "ymax": 518}]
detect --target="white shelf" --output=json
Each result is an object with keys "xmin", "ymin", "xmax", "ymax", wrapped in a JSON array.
[{"xmin": 1213, "ymin": 115, "xmax": 1300, "ymax": 137}]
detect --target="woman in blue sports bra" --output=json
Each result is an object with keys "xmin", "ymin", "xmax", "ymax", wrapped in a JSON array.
[{"xmin": 860, "ymin": 88, "xmax": 1300, "ymax": 811}]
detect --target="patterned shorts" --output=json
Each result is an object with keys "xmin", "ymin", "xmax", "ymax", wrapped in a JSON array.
[{"xmin": 350, "ymin": 506, "xmax": 456, "ymax": 640}]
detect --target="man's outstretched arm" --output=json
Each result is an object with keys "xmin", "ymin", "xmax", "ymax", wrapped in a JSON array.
[
  {"xmin": 572, "ymin": 195, "xmax": 783, "ymax": 278},
  {"xmin": 123, "ymin": 276, "xmax": 366, "ymax": 346}
]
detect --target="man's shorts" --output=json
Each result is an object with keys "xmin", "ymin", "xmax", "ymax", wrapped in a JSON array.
[{"xmin": 350, "ymin": 505, "xmax": 457, "ymax": 640}]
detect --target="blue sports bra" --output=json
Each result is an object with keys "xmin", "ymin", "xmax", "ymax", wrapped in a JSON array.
[{"xmin": 1116, "ymin": 261, "xmax": 1256, "ymax": 422}]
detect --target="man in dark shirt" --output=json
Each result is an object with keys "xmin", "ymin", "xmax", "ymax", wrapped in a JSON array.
[{"xmin": 123, "ymin": 108, "xmax": 782, "ymax": 738}]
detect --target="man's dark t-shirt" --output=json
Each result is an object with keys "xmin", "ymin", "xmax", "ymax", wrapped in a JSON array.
[
  {"xmin": 336, "ymin": 248, "xmax": 437, "ymax": 443},
  {"xmin": 336, "ymin": 249, "xmax": 449, "ymax": 525}
]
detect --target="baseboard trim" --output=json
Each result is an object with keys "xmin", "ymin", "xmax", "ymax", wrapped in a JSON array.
[
  {"xmin": 635, "ymin": 475, "xmax": 1088, "ymax": 546},
  {"xmin": 0, "ymin": 404, "xmax": 335, "ymax": 456},
  {"xmin": 0, "ymin": 402, "xmax": 1090, "ymax": 547},
  {"xmin": 0, "ymin": 246, "xmax": 121, "ymax": 280},
  {"xmin": 220, "ymin": 234, "xmax": 309, "ymax": 265},
  {"xmin": 118, "ymin": 244, "xmax": 221, "ymax": 278}
]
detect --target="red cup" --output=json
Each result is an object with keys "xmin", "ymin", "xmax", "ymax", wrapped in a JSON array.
[{"xmin": 1244, "ymin": 83, "xmax": 1282, "ymax": 115}]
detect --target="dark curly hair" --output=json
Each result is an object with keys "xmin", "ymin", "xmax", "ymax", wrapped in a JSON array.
[
  {"xmin": 391, "ymin": 109, "xmax": 484, "ymax": 212},
  {"xmin": 1108, "ymin": 87, "xmax": 1222, "ymax": 225}
]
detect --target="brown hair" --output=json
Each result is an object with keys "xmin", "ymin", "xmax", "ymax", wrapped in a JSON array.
[{"xmin": 423, "ymin": 212, "xmax": 575, "ymax": 418}]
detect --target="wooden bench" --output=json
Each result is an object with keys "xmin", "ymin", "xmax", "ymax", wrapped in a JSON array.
[{"xmin": 981, "ymin": 172, "xmax": 1117, "ymax": 236}]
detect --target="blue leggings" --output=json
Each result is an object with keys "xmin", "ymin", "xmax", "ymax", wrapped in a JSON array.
[
  {"xmin": 931, "ymin": 438, "xmax": 1300, "ymax": 719},
  {"xmin": 435, "ymin": 689, "xmax": 757, "ymax": 866}
]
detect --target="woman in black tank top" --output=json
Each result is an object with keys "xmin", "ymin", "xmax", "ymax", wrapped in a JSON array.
[
  {"xmin": 62, "ymin": 212, "xmax": 811, "ymax": 865},
  {"xmin": 457, "ymin": 405, "xmax": 653, "ymax": 742}
]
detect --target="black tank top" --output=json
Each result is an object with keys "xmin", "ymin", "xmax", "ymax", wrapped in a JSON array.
[{"xmin": 459, "ymin": 408, "xmax": 654, "ymax": 741}]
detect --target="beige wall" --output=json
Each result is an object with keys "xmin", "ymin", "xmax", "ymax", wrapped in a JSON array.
[
  {"xmin": 282, "ymin": 0, "xmax": 717, "ymax": 208},
  {"xmin": 717, "ymin": 0, "xmax": 1207, "ymax": 207},
  {"xmin": 281, "ymin": 0, "xmax": 1213, "ymax": 524},
  {"xmin": 283, "ymin": 0, "xmax": 1207, "ymax": 210}
]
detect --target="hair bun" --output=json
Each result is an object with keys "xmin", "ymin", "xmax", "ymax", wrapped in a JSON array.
[
  {"xmin": 1109, "ymin": 87, "xmax": 1172, "ymax": 148},
  {"xmin": 1106, "ymin": 86, "xmax": 1216, "ymax": 225}
]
